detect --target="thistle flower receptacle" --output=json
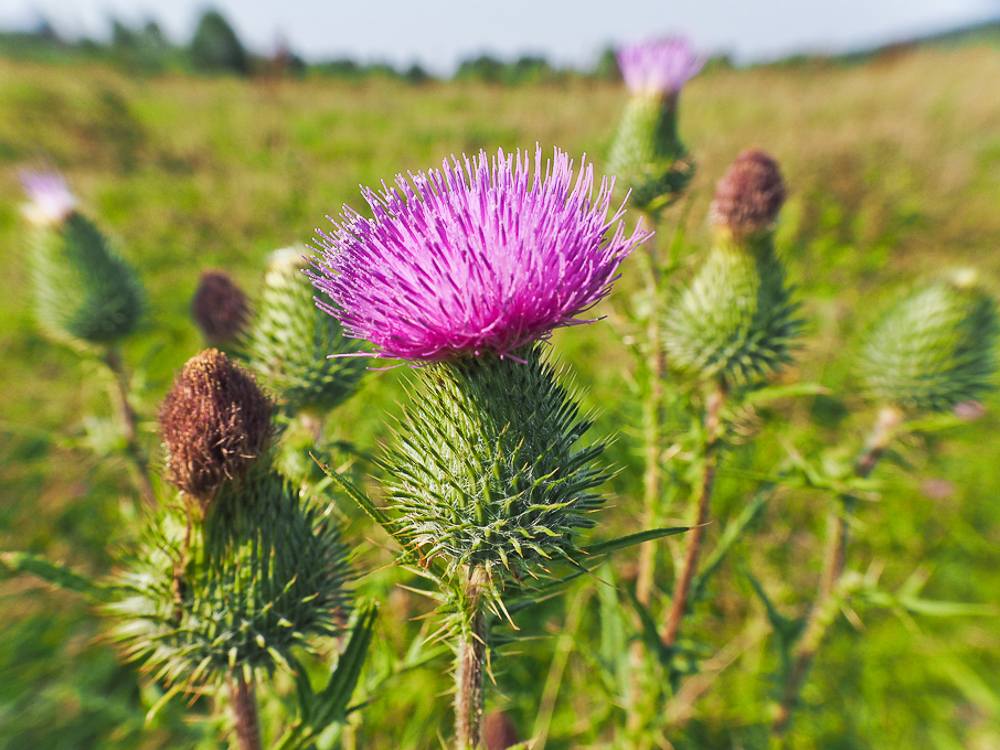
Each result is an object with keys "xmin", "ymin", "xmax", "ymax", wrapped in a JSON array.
[
  {"xmin": 857, "ymin": 270, "xmax": 998, "ymax": 413},
  {"xmin": 192, "ymin": 269, "xmax": 251, "ymax": 347},
  {"xmin": 664, "ymin": 149, "xmax": 801, "ymax": 385},
  {"xmin": 21, "ymin": 169, "xmax": 145, "ymax": 346},
  {"xmin": 158, "ymin": 349, "xmax": 273, "ymax": 511},
  {"xmin": 309, "ymin": 146, "xmax": 650, "ymax": 362},
  {"xmin": 249, "ymin": 247, "xmax": 367, "ymax": 414},
  {"xmin": 111, "ymin": 468, "xmax": 353, "ymax": 685},
  {"xmin": 608, "ymin": 37, "xmax": 704, "ymax": 214},
  {"xmin": 385, "ymin": 344, "xmax": 608, "ymax": 584}
]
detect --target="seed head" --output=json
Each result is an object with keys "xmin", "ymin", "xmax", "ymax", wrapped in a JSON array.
[
  {"xmin": 709, "ymin": 149, "xmax": 786, "ymax": 237},
  {"xmin": 159, "ymin": 349, "xmax": 273, "ymax": 510},
  {"xmin": 191, "ymin": 270, "xmax": 251, "ymax": 345}
]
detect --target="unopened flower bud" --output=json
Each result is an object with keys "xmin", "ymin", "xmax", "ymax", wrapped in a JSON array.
[
  {"xmin": 159, "ymin": 349, "xmax": 273, "ymax": 510},
  {"xmin": 191, "ymin": 270, "xmax": 250, "ymax": 346},
  {"xmin": 709, "ymin": 149, "xmax": 786, "ymax": 237}
]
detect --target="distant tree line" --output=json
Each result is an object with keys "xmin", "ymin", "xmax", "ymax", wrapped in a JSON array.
[{"xmin": 0, "ymin": 7, "xmax": 637, "ymax": 83}]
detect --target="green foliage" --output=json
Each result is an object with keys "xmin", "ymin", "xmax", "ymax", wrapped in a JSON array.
[
  {"xmin": 28, "ymin": 213, "xmax": 145, "ymax": 345},
  {"xmin": 188, "ymin": 9, "xmax": 249, "ymax": 76},
  {"xmin": 110, "ymin": 469, "xmax": 353, "ymax": 685},
  {"xmin": 248, "ymin": 249, "xmax": 367, "ymax": 415},
  {"xmin": 857, "ymin": 275, "xmax": 999, "ymax": 412},
  {"xmin": 664, "ymin": 232, "xmax": 801, "ymax": 385},
  {"xmin": 384, "ymin": 345, "xmax": 608, "ymax": 584}
]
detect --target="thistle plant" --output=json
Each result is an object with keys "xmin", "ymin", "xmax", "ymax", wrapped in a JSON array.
[
  {"xmin": 19, "ymin": 168, "xmax": 155, "ymax": 505},
  {"xmin": 114, "ymin": 349, "xmax": 360, "ymax": 750},
  {"xmin": 608, "ymin": 37, "xmax": 704, "ymax": 217},
  {"xmin": 309, "ymin": 146, "xmax": 679, "ymax": 749}
]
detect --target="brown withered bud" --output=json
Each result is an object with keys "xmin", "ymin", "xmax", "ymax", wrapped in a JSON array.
[
  {"xmin": 191, "ymin": 270, "xmax": 250, "ymax": 346},
  {"xmin": 158, "ymin": 349, "xmax": 273, "ymax": 511},
  {"xmin": 709, "ymin": 148, "xmax": 786, "ymax": 236},
  {"xmin": 484, "ymin": 710, "xmax": 520, "ymax": 750}
]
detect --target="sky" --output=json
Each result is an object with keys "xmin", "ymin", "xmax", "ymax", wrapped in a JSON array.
[{"xmin": 1, "ymin": 0, "xmax": 998, "ymax": 74}]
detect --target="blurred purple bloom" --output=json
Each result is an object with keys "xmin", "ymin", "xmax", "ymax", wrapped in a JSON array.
[
  {"xmin": 19, "ymin": 168, "xmax": 77, "ymax": 226},
  {"xmin": 310, "ymin": 146, "xmax": 650, "ymax": 361},
  {"xmin": 617, "ymin": 37, "xmax": 704, "ymax": 96}
]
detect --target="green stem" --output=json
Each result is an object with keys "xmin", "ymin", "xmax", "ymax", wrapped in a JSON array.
[
  {"xmin": 661, "ymin": 379, "xmax": 727, "ymax": 648},
  {"xmin": 102, "ymin": 346, "xmax": 156, "ymax": 506},
  {"xmin": 455, "ymin": 567, "xmax": 488, "ymax": 750},
  {"xmin": 230, "ymin": 672, "xmax": 263, "ymax": 750},
  {"xmin": 771, "ymin": 405, "xmax": 902, "ymax": 735}
]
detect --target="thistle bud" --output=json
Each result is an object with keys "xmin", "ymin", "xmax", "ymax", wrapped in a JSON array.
[
  {"xmin": 709, "ymin": 148, "xmax": 786, "ymax": 238},
  {"xmin": 607, "ymin": 37, "xmax": 704, "ymax": 214},
  {"xmin": 191, "ymin": 269, "xmax": 250, "ymax": 347},
  {"xmin": 248, "ymin": 247, "xmax": 367, "ymax": 415},
  {"xmin": 664, "ymin": 150, "xmax": 799, "ymax": 385},
  {"xmin": 158, "ymin": 349, "xmax": 273, "ymax": 511},
  {"xmin": 857, "ymin": 271, "xmax": 998, "ymax": 413},
  {"xmin": 21, "ymin": 169, "xmax": 145, "ymax": 346}
]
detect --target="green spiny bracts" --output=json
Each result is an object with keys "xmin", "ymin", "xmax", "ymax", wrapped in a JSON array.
[
  {"xmin": 110, "ymin": 467, "xmax": 353, "ymax": 686},
  {"xmin": 28, "ymin": 212, "xmax": 145, "ymax": 345},
  {"xmin": 607, "ymin": 95, "xmax": 693, "ymax": 215},
  {"xmin": 857, "ymin": 271, "xmax": 998, "ymax": 413},
  {"xmin": 248, "ymin": 248, "xmax": 367, "ymax": 415},
  {"xmin": 384, "ymin": 344, "xmax": 608, "ymax": 584},
  {"xmin": 663, "ymin": 231, "xmax": 800, "ymax": 386}
]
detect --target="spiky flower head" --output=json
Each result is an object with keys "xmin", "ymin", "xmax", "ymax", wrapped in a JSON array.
[
  {"xmin": 384, "ymin": 344, "xmax": 607, "ymax": 584},
  {"xmin": 664, "ymin": 149, "xmax": 799, "ymax": 385},
  {"xmin": 110, "ymin": 468, "xmax": 353, "ymax": 685},
  {"xmin": 616, "ymin": 37, "xmax": 705, "ymax": 98},
  {"xmin": 21, "ymin": 169, "xmax": 145, "ymax": 346},
  {"xmin": 249, "ymin": 247, "xmax": 367, "ymax": 414},
  {"xmin": 191, "ymin": 269, "xmax": 250, "ymax": 346},
  {"xmin": 857, "ymin": 270, "xmax": 998, "ymax": 413},
  {"xmin": 159, "ymin": 349, "xmax": 273, "ymax": 511},
  {"xmin": 309, "ymin": 146, "xmax": 649, "ymax": 361},
  {"xmin": 608, "ymin": 37, "xmax": 703, "ymax": 214},
  {"xmin": 19, "ymin": 169, "xmax": 77, "ymax": 227},
  {"xmin": 709, "ymin": 148, "xmax": 786, "ymax": 238}
]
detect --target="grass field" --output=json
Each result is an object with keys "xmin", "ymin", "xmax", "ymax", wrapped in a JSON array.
[{"xmin": 2, "ymin": 43, "xmax": 1000, "ymax": 749}]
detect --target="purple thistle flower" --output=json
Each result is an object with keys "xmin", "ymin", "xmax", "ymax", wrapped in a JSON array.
[
  {"xmin": 617, "ymin": 36, "xmax": 704, "ymax": 97},
  {"xmin": 310, "ymin": 146, "xmax": 650, "ymax": 362},
  {"xmin": 19, "ymin": 168, "xmax": 77, "ymax": 227}
]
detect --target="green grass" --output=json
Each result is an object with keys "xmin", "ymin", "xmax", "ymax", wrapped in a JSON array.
[{"xmin": 1, "ymin": 45, "xmax": 1000, "ymax": 749}]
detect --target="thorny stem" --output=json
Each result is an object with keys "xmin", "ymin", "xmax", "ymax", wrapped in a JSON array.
[
  {"xmin": 661, "ymin": 380, "xmax": 727, "ymax": 649},
  {"xmin": 229, "ymin": 672, "xmax": 263, "ymax": 750},
  {"xmin": 102, "ymin": 346, "xmax": 156, "ymax": 506},
  {"xmin": 455, "ymin": 567, "xmax": 489, "ymax": 750},
  {"xmin": 772, "ymin": 405, "xmax": 903, "ymax": 735}
]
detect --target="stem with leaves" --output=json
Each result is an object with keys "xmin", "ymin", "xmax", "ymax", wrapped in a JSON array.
[
  {"xmin": 102, "ymin": 345, "xmax": 156, "ymax": 506},
  {"xmin": 661, "ymin": 379, "xmax": 727, "ymax": 648},
  {"xmin": 230, "ymin": 673, "xmax": 263, "ymax": 750},
  {"xmin": 772, "ymin": 405, "xmax": 903, "ymax": 734}
]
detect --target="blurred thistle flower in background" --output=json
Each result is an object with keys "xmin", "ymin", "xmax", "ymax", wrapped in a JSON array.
[
  {"xmin": 19, "ymin": 168, "xmax": 78, "ymax": 227},
  {"xmin": 158, "ymin": 348, "xmax": 273, "ymax": 512},
  {"xmin": 191, "ymin": 269, "xmax": 251, "ymax": 347},
  {"xmin": 616, "ymin": 36, "xmax": 705, "ymax": 99},
  {"xmin": 608, "ymin": 36, "xmax": 704, "ymax": 214},
  {"xmin": 309, "ymin": 146, "xmax": 650, "ymax": 361}
]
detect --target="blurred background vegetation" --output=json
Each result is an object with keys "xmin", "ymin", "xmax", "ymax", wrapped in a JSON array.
[{"xmin": 1, "ymin": 9, "xmax": 1000, "ymax": 749}]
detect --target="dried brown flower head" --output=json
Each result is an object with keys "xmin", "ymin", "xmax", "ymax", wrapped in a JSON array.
[
  {"xmin": 191, "ymin": 270, "xmax": 250, "ymax": 345},
  {"xmin": 159, "ymin": 349, "xmax": 273, "ymax": 510},
  {"xmin": 709, "ymin": 148, "xmax": 786, "ymax": 236}
]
